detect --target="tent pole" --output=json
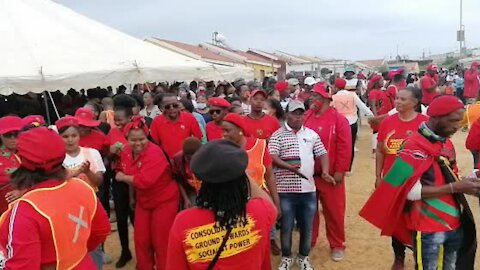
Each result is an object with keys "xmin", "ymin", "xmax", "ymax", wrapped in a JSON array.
[
  {"xmin": 43, "ymin": 91, "xmax": 51, "ymax": 125},
  {"xmin": 47, "ymin": 91, "xmax": 60, "ymax": 120}
]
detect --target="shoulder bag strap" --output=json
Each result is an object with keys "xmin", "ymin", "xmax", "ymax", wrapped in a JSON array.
[{"xmin": 206, "ymin": 227, "xmax": 233, "ymax": 270}]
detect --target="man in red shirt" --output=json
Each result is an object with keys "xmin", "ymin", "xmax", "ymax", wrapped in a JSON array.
[
  {"xmin": 75, "ymin": 108, "xmax": 108, "ymax": 155},
  {"xmin": 205, "ymin": 97, "xmax": 230, "ymax": 141},
  {"xmin": 386, "ymin": 71, "xmax": 406, "ymax": 106},
  {"xmin": 244, "ymin": 90, "xmax": 281, "ymax": 140},
  {"xmin": 420, "ymin": 64, "xmax": 440, "ymax": 105},
  {"xmin": 166, "ymin": 140, "xmax": 276, "ymax": 270},
  {"xmin": 150, "ymin": 93, "xmax": 203, "ymax": 158},
  {"xmin": 368, "ymin": 75, "xmax": 394, "ymax": 153},
  {"xmin": 304, "ymin": 83, "xmax": 352, "ymax": 262},
  {"xmin": 464, "ymin": 61, "xmax": 480, "ymax": 104}
]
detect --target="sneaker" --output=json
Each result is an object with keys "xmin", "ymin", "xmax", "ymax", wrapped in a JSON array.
[
  {"xmin": 103, "ymin": 253, "xmax": 113, "ymax": 264},
  {"xmin": 278, "ymin": 257, "xmax": 293, "ymax": 270},
  {"xmin": 297, "ymin": 256, "xmax": 314, "ymax": 270},
  {"xmin": 331, "ymin": 249, "xmax": 345, "ymax": 262}
]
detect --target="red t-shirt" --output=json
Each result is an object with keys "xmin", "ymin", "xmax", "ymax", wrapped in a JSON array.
[
  {"xmin": 106, "ymin": 127, "xmax": 129, "ymax": 172},
  {"xmin": 166, "ymin": 198, "xmax": 276, "ymax": 270},
  {"xmin": 79, "ymin": 129, "xmax": 108, "ymax": 156},
  {"xmin": 369, "ymin": 89, "xmax": 394, "ymax": 132},
  {"xmin": 386, "ymin": 85, "xmax": 398, "ymax": 105},
  {"xmin": 377, "ymin": 113, "xmax": 429, "ymax": 174},
  {"xmin": 245, "ymin": 137, "xmax": 272, "ymax": 167},
  {"xmin": 243, "ymin": 114, "xmax": 280, "ymax": 140},
  {"xmin": 123, "ymin": 142, "xmax": 179, "ymax": 209},
  {"xmin": 150, "ymin": 112, "xmax": 203, "ymax": 158},
  {"xmin": 420, "ymin": 75, "xmax": 439, "ymax": 105},
  {"xmin": 206, "ymin": 121, "xmax": 223, "ymax": 141},
  {"xmin": 0, "ymin": 180, "xmax": 110, "ymax": 270},
  {"xmin": 0, "ymin": 147, "xmax": 19, "ymax": 213}
]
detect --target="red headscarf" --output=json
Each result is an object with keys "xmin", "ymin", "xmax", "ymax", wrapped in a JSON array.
[{"xmin": 123, "ymin": 116, "xmax": 149, "ymax": 137}]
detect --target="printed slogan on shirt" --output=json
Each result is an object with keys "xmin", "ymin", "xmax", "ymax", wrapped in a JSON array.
[{"xmin": 184, "ymin": 215, "xmax": 261, "ymax": 263}]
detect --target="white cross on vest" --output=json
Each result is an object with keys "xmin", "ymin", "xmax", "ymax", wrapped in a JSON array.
[{"xmin": 68, "ymin": 206, "xmax": 88, "ymax": 243}]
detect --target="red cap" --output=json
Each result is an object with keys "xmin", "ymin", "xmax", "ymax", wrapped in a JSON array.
[
  {"xmin": 208, "ymin": 97, "xmax": 231, "ymax": 109},
  {"xmin": 275, "ymin": 81, "xmax": 289, "ymax": 93},
  {"xmin": 367, "ymin": 74, "xmax": 383, "ymax": 90},
  {"xmin": 427, "ymin": 64, "xmax": 438, "ymax": 72},
  {"xmin": 124, "ymin": 116, "xmax": 149, "ymax": 137},
  {"xmin": 17, "ymin": 127, "xmax": 65, "ymax": 174},
  {"xmin": 427, "ymin": 95, "xmax": 464, "ymax": 117},
  {"xmin": 334, "ymin": 78, "xmax": 347, "ymax": 90},
  {"xmin": 357, "ymin": 73, "xmax": 366, "ymax": 80},
  {"xmin": 55, "ymin": 116, "xmax": 79, "ymax": 131},
  {"xmin": 313, "ymin": 82, "xmax": 332, "ymax": 100},
  {"xmin": 75, "ymin": 108, "xmax": 100, "ymax": 127},
  {"xmin": 22, "ymin": 115, "xmax": 45, "ymax": 128},
  {"xmin": 0, "ymin": 116, "xmax": 23, "ymax": 135},
  {"xmin": 471, "ymin": 61, "xmax": 479, "ymax": 68},
  {"xmin": 251, "ymin": 89, "xmax": 267, "ymax": 98},
  {"xmin": 223, "ymin": 113, "xmax": 248, "ymax": 135}
]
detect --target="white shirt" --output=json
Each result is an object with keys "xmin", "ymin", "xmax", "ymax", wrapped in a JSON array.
[
  {"xmin": 139, "ymin": 105, "xmax": 161, "ymax": 119},
  {"xmin": 241, "ymin": 102, "xmax": 251, "ymax": 115},
  {"xmin": 334, "ymin": 90, "xmax": 373, "ymax": 125},
  {"xmin": 269, "ymin": 124, "xmax": 327, "ymax": 193},
  {"xmin": 63, "ymin": 147, "xmax": 106, "ymax": 173}
]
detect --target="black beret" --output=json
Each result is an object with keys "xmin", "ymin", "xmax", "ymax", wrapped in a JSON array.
[{"xmin": 191, "ymin": 140, "xmax": 248, "ymax": 184}]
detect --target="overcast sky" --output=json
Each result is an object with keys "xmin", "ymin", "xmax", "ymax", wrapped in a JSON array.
[{"xmin": 60, "ymin": 0, "xmax": 480, "ymax": 60}]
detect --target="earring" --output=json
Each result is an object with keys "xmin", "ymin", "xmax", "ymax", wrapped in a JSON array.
[{"xmin": 239, "ymin": 132, "xmax": 243, "ymax": 135}]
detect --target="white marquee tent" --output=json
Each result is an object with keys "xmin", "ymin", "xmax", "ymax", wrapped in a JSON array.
[{"xmin": 0, "ymin": 0, "xmax": 253, "ymax": 96}]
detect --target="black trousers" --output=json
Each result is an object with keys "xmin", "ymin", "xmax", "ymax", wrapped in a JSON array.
[
  {"xmin": 98, "ymin": 167, "xmax": 112, "ymax": 216},
  {"xmin": 392, "ymin": 237, "xmax": 406, "ymax": 261},
  {"xmin": 350, "ymin": 122, "xmax": 358, "ymax": 171},
  {"xmin": 112, "ymin": 179, "xmax": 134, "ymax": 253}
]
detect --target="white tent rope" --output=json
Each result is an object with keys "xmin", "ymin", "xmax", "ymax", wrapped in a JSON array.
[{"xmin": 47, "ymin": 91, "xmax": 60, "ymax": 120}]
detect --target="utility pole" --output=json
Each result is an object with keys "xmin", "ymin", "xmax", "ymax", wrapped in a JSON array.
[{"xmin": 457, "ymin": 0, "xmax": 465, "ymax": 55}]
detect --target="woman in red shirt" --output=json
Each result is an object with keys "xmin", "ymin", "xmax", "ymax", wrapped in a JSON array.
[
  {"xmin": 107, "ymin": 96, "xmax": 136, "ymax": 268},
  {"xmin": 0, "ymin": 127, "xmax": 110, "ymax": 270},
  {"xmin": 368, "ymin": 75, "xmax": 394, "ymax": 154},
  {"xmin": 0, "ymin": 116, "xmax": 24, "ymax": 213},
  {"xmin": 115, "ymin": 116, "xmax": 179, "ymax": 270},
  {"xmin": 375, "ymin": 87, "xmax": 428, "ymax": 269}
]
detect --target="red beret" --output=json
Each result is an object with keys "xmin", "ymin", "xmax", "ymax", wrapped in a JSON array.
[
  {"xmin": 367, "ymin": 75, "xmax": 383, "ymax": 90},
  {"xmin": 75, "ymin": 108, "xmax": 100, "ymax": 127},
  {"xmin": 334, "ymin": 78, "xmax": 347, "ymax": 90},
  {"xmin": 55, "ymin": 116, "xmax": 79, "ymax": 131},
  {"xmin": 208, "ymin": 97, "xmax": 231, "ymax": 109},
  {"xmin": 357, "ymin": 73, "xmax": 366, "ymax": 79},
  {"xmin": 22, "ymin": 115, "xmax": 45, "ymax": 128},
  {"xmin": 313, "ymin": 82, "xmax": 332, "ymax": 99},
  {"xmin": 472, "ymin": 61, "xmax": 479, "ymax": 68},
  {"xmin": 124, "ymin": 116, "xmax": 149, "ymax": 137},
  {"xmin": 427, "ymin": 95, "xmax": 465, "ymax": 117},
  {"xmin": 223, "ymin": 113, "xmax": 248, "ymax": 135},
  {"xmin": 275, "ymin": 81, "xmax": 289, "ymax": 93},
  {"xmin": 0, "ymin": 116, "xmax": 22, "ymax": 135},
  {"xmin": 17, "ymin": 127, "xmax": 65, "ymax": 174}
]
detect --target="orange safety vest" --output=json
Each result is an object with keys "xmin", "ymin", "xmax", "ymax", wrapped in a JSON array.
[
  {"xmin": 0, "ymin": 179, "xmax": 97, "ymax": 270},
  {"xmin": 466, "ymin": 103, "xmax": 480, "ymax": 129},
  {"xmin": 332, "ymin": 92, "xmax": 357, "ymax": 119},
  {"xmin": 246, "ymin": 139, "xmax": 267, "ymax": 189}
]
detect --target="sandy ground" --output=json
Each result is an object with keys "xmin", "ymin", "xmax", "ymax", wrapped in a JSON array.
[{"xmin": 104, "ymin": 124, "xmax": 480, "ymax": 270}]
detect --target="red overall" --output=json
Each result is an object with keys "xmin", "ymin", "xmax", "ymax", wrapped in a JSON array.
[
  {"xmin": 304, "ymin": 108, "xmax": 352, "ymax": 250},
  {"xmin": 125, "ymin": 142, "xmax": 179, "ymax": 270}
]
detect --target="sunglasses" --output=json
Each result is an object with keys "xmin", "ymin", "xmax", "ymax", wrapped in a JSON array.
[
  {"xmin": 210, "ymin": 109, "xmax": 222, "ymax": 115},
  {"xmin": 164, "ymin": 103, "xmax": 179, "ymax": 110}
]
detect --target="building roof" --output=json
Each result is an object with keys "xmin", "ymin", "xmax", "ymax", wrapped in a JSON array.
[
  {"xmin": 201, "ymin": 43, "xmax": 280, "ymax": 67},
  {"xmin": 357, "ymin": 59, "xmax": 386, "ymax": 67},
  {"xmin": 149, "ymin": 38, "xmax": 238, "ymax": 64}
]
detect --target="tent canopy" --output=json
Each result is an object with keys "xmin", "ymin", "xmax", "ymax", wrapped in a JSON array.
[{"xmin": 0, "ymin": 0, "xmax": 252, "ymax": 95}]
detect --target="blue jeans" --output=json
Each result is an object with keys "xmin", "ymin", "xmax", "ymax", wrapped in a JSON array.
[
  {"xmin": 279, "ymin": 192, "xmax": 316, "ymax": 257},
  {"xmin": 413, "ymin": 228, "xmax": 463, "ymax": 270},
  {"xmin": 90, "ymin": 245, "xmax": 103, "ymax": 269}
]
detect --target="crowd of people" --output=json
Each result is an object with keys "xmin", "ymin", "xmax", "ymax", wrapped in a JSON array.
[{"xmin": 0, "ymin": 61, "xmax": 479, "ymax": 270}]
